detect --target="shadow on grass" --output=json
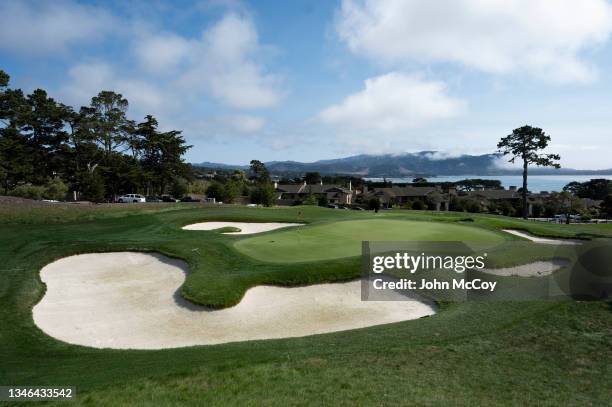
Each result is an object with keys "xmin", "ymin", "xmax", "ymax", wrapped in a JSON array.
[{"xmin": 172, "ymin": 288, "xmax": 216, "ymax": 312}]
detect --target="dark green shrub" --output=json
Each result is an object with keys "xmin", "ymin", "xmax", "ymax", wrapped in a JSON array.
[
  {"xmin": 10, "ymin": 185, "xmax": 45, "ymax": 200},
  {"xmin": 250, "ymin": 183, "xmax": 276, "ymax": 207},
  {"xmin": 302, "ymin": 194, "xmax": 318, "ymax": 205},
  {"xmin": 411, "ymin": 199, "xmax": 425, "ymax": 210},
  {"xmin": 368, "ymin": 197, "xmax": 381, "ymax": 212},
  {"xmin": 43, "ymin": 178, "xmax": 68, "ymax": 201},
  {"xmin": 206, "ymin": 183, "xmax": 225, "ymax": 201},
  {"xmin": 81, "ymin": 172, "xmax": 106, "ymax": 202},
  {"xmin": 170, "ymin": 178, "xmax": 188, "ymax": 199}
]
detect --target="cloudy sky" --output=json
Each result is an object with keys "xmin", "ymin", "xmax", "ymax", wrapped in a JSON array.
[{"xmin": 2, "ymin": 0, "xmax": 612, "ymax": 169}]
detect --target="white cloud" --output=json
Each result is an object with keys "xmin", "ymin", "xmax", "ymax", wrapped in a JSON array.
[
  {"xmin": 61, "ymin": 63, "xmax": 114, "ymax": 105},
  {"xmin": 318, "ymin": 72, "xmax": 465, "ymax": 131},
  {"xmin": 133, "ymin": 13, "xmax": 284, "ymax": 109},
  {"xmin": 421, "ymin": 151, "xmax": 469, "ymax": 160},
  {"xmin": 0, "ymin": 0, "xmax": 118, "ymax": 54},
  {"xmin": 60, "ymin": 63, "xmax": 175, "ymax": 116},
  {"xmin": 492, "ymin": 155, "xmax": 523, "ymax": 170},
  {"xmin": 134, "ymin": 34, "xmax": 192, "ymax": 74},
  {"xmin": 227, "ymin": 115, "xmax": 266, "ymax": 132},
  {"xmin": 336, "ymin": 0, "xmax": 612, "ymax": 83},
  {"xmin": 4, "ymin": 3, "xmax": 271, "ymax": 111},
  {"xmin": 58, "ymin": 11, "xmax": 283, "ymax": 143},
  {"xmin": 222, "ymin": 115, "xmax": 266, "ymax": 133},
  {"xmin": 188, "ymin": 13, "xmax": 284, "ymax": 109},
  {"xmin": 115, "ymin": 80, "xmax": 171, "ymax": 113}
]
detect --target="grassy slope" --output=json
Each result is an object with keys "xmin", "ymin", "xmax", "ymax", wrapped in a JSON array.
[
  {"xmin": 235, "ymin": 218, "xmax": 505, "ymax": 263},
  {"xmin": 0, "ymin": 204, "xmax": 610, "ymax": 405}
]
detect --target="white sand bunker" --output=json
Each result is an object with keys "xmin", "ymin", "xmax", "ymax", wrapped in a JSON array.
[
  {"xmin": 488, "ymin": 229, "xmax": 577, "ymax": 277},
  {"xmin": 34, "ymin": 252, "xmax": 435, "ymax": 349},
  {"xmin": 182, "ymin": 221, "xmax": 302, "ymax": 234},
  {"xmin": 483, "ymin": 258, "xmax": 569, "ymax": 277},
  {"xmin": 502, "ymin": 229, "xmax": 580, "ymax": 245}
]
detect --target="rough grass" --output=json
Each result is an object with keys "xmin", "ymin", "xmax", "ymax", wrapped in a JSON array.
[{"xmin": 0, "ymin": 204, "xmax": 610, "ymax": 405}]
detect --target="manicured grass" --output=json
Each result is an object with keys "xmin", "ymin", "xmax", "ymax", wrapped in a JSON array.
[
  {"xmin": 0, "ymin": 204, "xmax": 610, "ymax": 405},
  {"xmin": 50, "ymin": 301, "xmax": 611, "ymax": 406},
  {"xmin": 234, "ymin": 218, "xmax": 506, "ymax": 263}
]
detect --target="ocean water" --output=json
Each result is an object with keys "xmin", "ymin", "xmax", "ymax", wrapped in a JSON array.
[{"xmin": 365, "ymin": 175, "xmax": 612, "ymax": 192}]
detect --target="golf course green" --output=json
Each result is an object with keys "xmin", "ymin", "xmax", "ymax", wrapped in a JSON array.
[
  {"xmin": 1, "ymin": 204, "xmax": 610, "ymax": 405},
  {"xmin": 234, "ymin": 218, "xmax": 505, "ymax": 263}
]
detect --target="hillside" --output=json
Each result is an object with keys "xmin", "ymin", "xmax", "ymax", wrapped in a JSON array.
[{"xmin": 195, "ymin": 152, "xmax": 612, "ymax": 177}]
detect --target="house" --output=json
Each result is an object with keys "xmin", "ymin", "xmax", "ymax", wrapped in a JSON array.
[
  {"xmin": 369, "ymin": 184, "xmax": 529, "ymax": 212},
  {"xmin": 370, "ymin": 186, "xmax": 450, "ymax": 210},
  {"xmin": 581, "ymin": 198, "xmax": 603, "ymax": 210},
  {"xmin": 466, "ymin": 187, "xmax": 521, "ymax": 202},
  {"xmin": 275, "ymin": 181, "xmax": 353, "ymax": 205}
]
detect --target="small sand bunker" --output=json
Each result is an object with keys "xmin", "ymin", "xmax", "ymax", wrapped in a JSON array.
[
  {"xmin": 182, "ymin": 221, "xmax": 302, "ymax": 234},
  {"xmin": 502, "ymin": 229, "xmax": 580, "ymax": 245},
  {"xmin": 483, "ymin": 258, "xmax": 569, "ymax": 277},
  {"xmin": 34, "ymin": 252, "xmax": 435, "ymax": 349}
]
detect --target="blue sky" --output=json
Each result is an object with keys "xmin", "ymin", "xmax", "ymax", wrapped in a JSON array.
[{"xmin": 2, "ymin": 0, "xmax": 612, "ymax": 169}]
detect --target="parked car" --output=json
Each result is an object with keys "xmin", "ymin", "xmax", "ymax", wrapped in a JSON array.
[
  {"xmin": 146, "ymin": 196, "xmax": 162, "ymax": 202},
  {"xmin": 116, "ymin": 194, "xmax": 146, "ymax": 203},
  {"xmin": 326, "ymin": 204, "xmax": 339, "ymax": 209},
  {"xmin": 351, "ymin": 206, "xmax": 365, "ymax": 211},
  {"xmin": 180, "ymin": 196, "xmax": 200, "ymax": 202},
  {"xmin": 161, "ymin": 195, "xmax": 179, "ymax": 202}
]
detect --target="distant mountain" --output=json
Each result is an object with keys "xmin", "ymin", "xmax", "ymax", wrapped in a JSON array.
[
  {"xmin": 263, "ymin": 152, "xmax": 498, "ymax": 176},
  {"xmin": 194, "ymin": 152, "xmax": 612, "ymax": 177},
  {"xmin": 195, "ymin": 161, "xmax": 248, "ymax": 170}
]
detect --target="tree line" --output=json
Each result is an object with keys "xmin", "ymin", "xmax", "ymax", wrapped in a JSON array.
[
  {"xmin": 0, "ymin": 69, "xmax": 191, "ymax": 202},
  {"xmin": 203, "ymin": 160, "xmax": 277, "ymax": 206}
]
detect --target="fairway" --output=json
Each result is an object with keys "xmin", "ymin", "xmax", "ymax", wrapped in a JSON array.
[{"xmin": 234, "ymin": 218, "xmax": 505, "ymax": 263}]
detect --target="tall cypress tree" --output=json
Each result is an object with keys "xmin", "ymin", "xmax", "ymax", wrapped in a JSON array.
[{"xmin": 497, "ymin": 125, "xmax": 560, "ymax": 219}]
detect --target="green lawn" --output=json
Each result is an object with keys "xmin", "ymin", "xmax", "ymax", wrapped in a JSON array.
[
  {"xmin": 234, "ymin": 218, "xmax": 505, "ymax": 263},
  {"xmin": 0, "ymin": 204, "xmax": 610, "ymax": 405}
]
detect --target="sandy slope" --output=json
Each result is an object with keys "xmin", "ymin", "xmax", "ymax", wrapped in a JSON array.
[
  {"xmin": 33, "ymin": 252, "xmax": 436, "ymax": 349},
  {"xmin": 182, "ymin": 222, "xmax": 302, "ymax": 234},
  {"xmin": 478, "ymin": 229, "xmax": 577, "ymax": 277},
  {"xmin": 483, "ymin": 258, "xmax": 569, "ymax": 277},
  {"xmin": 502, "ymin": 229, "xmax": 580, "ymax": 245}
]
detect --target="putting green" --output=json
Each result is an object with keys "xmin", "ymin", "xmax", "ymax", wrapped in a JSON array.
[{"xmin": 234, "ymin": 218, "xmax": 505, "ymax": 263}]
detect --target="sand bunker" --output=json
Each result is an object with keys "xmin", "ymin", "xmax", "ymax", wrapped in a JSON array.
[
  {"xmin": 182, "ymin": 222, "xmax": 302, "ymax": 234},
  {"xmin": 502, "ymin": 229, "xmax": 580, "ymax": 245},
  {"xmin": 485, "ymin": 230, "xmax": 576, "ymax": 277},
  {"xmin": 33, "ymin": 252, "xmax": 435, "ymax": 349},
  {"xmin": 483, "ymin": 258, "xmax": 569, "ymax": 277}
]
